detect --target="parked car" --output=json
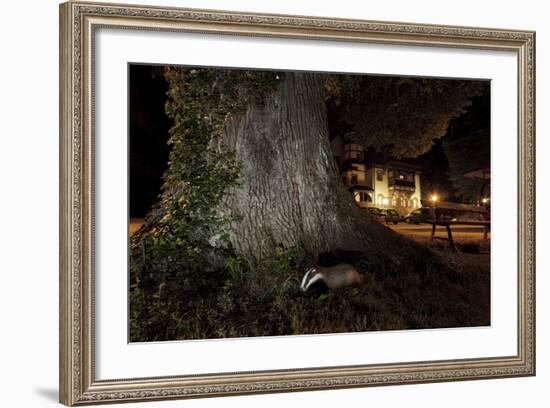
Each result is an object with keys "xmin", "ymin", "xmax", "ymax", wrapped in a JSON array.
[
  {"xmin": 365, "ymin": 207, "xmax": 385, "ymax": 221},
  {"xmin": 381, "ymin": 209, "xmax": 402, "ymax": 224},
  {"xmin": 403, "ymin": 207, "xmax": 434, "ymax": 224}
]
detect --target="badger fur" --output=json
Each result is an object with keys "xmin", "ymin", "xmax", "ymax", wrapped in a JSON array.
[{"xmin": 300, "ymin": 263, "xmax": 364, "ymax": 292}]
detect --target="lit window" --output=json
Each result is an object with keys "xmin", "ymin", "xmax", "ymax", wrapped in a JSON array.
[{"xmin": 355, "ymin": 192, "xmax": 372, "ymax": 203}]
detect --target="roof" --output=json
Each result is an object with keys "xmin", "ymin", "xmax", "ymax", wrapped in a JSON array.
[
  {"xmin": 384, "ymin": 160, "xmax": 423, "ymax": 172},
  {"xmin": 368, "ymin": 160, "xmax": 423, "ymax": 173},
  {"xmin": 463, "ymin": 168, "xmax": 491, "ymax": 179},
  {"xmin": 339, "ymin": 142, "xmax": 423, "ymax": 173}
]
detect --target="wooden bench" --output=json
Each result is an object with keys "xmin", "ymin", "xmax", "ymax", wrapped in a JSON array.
[{"xmin": 428, "ymin": 219, "xmax": 490, "ymax": 248}]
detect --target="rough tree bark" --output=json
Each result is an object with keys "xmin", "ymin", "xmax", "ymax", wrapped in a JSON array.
[{"xmin": 217, "ymin": 72, "xmax": 422, "ymax": 263}]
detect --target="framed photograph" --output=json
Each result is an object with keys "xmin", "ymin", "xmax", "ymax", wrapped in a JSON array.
[{"xmin": 59, "ymin": 1, "xmax": 535, "ymax": 405}]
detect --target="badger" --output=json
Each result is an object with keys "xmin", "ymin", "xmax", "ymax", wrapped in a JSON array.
[{"xmin": 300, "ymin": 263, "xmax": 364, "ymax": 292}]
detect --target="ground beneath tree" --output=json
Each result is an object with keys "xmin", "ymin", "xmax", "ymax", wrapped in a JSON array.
[{"xmin": 129, "ymin": 241, "xmax": 490, "ymax": 342}]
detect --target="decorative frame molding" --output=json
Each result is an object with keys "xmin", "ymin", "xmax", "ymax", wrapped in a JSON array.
[{"xmin": 59, "ymin": 1, "xmax": 535, "ymax": 405}]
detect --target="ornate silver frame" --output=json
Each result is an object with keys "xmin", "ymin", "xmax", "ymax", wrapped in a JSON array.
[{"xmin": 59, "ymin": 1, "xmax": 536, "ymax": 405}]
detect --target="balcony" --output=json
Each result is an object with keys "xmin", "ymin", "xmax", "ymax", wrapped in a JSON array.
[{"xmin": 388, "ymin": 178, "xmax": 416, "ymax": 191}]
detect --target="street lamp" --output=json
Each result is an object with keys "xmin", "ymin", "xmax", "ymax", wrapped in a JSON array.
[{"xmin": 429, "ymin": 194, "xmax": 439, "ymax": 221}]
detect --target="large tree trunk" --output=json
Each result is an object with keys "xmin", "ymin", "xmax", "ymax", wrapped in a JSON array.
[{"xmin": 218, "ymin": 72, "xmax": 417, "ymax": 262}]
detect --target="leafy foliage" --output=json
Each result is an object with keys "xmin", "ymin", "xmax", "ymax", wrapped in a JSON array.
[
  {"xmin": 442, "ymin": 91, "xmax": 491, "ymax": 202},
  {"xmin": 417, "ymin": 138, "xmax": 457, "ymax": 203},
  {"xmin": 131, "ymin": 67, "xmax": 281, "ymax": 265},
  {"xmin": 129, "ymin": 67, "xmax": 281, "ymax": 336},
  {"xmin": 325, "ymin": 75, "xmax": 487, "ymax": 158}
]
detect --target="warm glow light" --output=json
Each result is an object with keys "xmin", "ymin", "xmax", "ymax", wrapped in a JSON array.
[
  {"xmin": 482, "ymin": 197, "xmax": 490, "ymax": 204},
  {"xmin": 382, "ymin": 198, "xmax": 389, "ymax": 206},
  {"xmin": 430, "ymin": 194, "xmax": 439, "ymax": 202}
]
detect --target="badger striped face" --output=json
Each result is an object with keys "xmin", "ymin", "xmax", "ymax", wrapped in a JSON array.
[{"xmin": 300, "ymin": 267, "xmax": 321, "ymax": 292}]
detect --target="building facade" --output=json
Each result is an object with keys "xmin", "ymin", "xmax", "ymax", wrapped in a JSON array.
[{"xmin": 340, "ymin": 142, "xmax": 422, "ymax": 215}]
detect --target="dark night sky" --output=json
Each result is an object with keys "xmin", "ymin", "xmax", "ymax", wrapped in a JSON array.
[
  {"xmin": 129, "ymin": 64, "xmax": 172, "ymax": 218},
  {"xmin": 129, "ymin": 65, "xmax": 490, "ymax": 218}
]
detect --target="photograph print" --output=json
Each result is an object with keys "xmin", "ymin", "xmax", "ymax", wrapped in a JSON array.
[{"xmin": 129, "ymin": 64, "xmax": 491, "ymax": 342}]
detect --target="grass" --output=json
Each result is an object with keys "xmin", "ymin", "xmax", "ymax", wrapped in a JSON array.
[{"xmin": 129, "ymin": 243, "xmax": 490, "ymax": 342}]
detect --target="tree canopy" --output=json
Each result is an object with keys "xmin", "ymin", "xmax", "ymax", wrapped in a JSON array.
[
  {"xmin": 324, "ymin": 75, "xmax": 488, "ymax": 158},
  {"xmin": 442, "ymin": 90, "xmax": 491, "ymax": 202}
]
